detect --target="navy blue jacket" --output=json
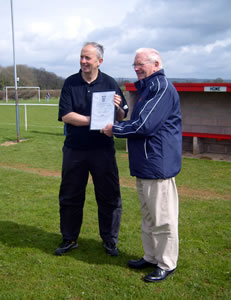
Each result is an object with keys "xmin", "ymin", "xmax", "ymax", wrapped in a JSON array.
[{"xmin": 113, "ymin": 69, "xmax": 182, "ymax": 179}]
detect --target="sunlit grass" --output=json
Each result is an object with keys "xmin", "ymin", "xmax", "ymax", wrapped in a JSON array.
[{"xmin": 0, "ymin": 104, "xmax": 231, "ymax": 299}]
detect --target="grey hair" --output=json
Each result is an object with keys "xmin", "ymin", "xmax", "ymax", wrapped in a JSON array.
[
  {"xmin": 136, "ymin": 48, "xmax": 163, "ymax": 69},
  {"xmin": 83, "ymin": 42, "xmax": 104, "ymax": 59}
]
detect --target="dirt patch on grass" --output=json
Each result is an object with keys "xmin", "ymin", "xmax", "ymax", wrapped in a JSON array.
[
  {"xmin": 0, "ymin": 162, "xmax": 60, "ymax": 177},
  {"xmin": 119, "ymin": 177, "xmax": 136, "ymax": 188},
  {"xmin": 183, "ymin": 152, "xmax": 231, "ymax": 162},
  {"xmin": 1, "ymin": 141, "xmax": 18, "ymax": 146},
  {"xmin": 0, "ymin": 162, "xmax": 230, "ymax": 201},
  {"xmin": 120, "ymin": 153, "xmax": 129, "ymax": 158},
  {"xmin": 178, "ymin": 186, "xmax": 231, "ymax": 201},
  {"xmin": 0, "ymin": 139, "xmax": 28, "ymax": 146},
  {"xmin": 121, "ymin": 151, "xmax": 231, "ymax": 162}
]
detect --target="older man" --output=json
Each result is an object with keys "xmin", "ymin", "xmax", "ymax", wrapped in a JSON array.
[
  {"xmin": 55, "ymin": 42, "xmax": 128, "ymax": 257},
  {"xmin": 103, "ymin": 48, "xmax": 182, "ymax": 281}
]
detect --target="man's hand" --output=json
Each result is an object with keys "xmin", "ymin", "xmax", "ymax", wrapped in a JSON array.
[
  {"xmin": 114, "ymin": 94, "xmax": 125, "ymax": 121},
  {"xmin": 113, "ymin": 94, "xmax": 122, "ymax": 109},
  {"xmin": 101, "ymin": 124, "xmax": 113, "ymax": 137}
]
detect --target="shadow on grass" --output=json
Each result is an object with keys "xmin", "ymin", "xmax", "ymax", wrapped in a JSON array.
[{"xmin": 0, "ymin": 220, "xmax": 132, "ymax": 268}]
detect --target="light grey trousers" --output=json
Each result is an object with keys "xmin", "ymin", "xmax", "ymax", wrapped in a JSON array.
[{"xmin": 136, "ymin": 177, "xmax": 179, "ymax": 271}]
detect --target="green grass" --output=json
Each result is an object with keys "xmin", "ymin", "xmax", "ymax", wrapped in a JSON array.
[{"xmin": 0, "ymin": 102, "xmax": 231, "ymax": 299}]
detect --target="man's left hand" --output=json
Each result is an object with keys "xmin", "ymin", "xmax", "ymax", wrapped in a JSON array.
[{"xmin": 101, "ymin": 124, "xmax": 113, "ymax": 137}]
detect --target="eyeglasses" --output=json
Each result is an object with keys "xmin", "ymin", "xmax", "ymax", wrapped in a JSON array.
[{"xmin": 132, "ymin": 63, "xmax": 149, "ymax": 68}]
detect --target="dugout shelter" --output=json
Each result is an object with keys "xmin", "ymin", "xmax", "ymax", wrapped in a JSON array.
[{"xmin": 124, "ymin": 82, "xmax": 231, "ymax": 155}]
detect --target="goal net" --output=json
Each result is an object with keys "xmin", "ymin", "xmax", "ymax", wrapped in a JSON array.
[{"xmin": 5, "ymin": 86, "xmax": 41, "ymax": 102}]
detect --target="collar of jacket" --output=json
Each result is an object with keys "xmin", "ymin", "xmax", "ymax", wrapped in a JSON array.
[{"xmin": 134, "ymin": 69, "xmax": 165, "ymax": 92}]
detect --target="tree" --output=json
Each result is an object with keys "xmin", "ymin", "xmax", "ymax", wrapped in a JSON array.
[{"xmin": 0, "ymin": 65, "xmax": 64, "ymax": 90}]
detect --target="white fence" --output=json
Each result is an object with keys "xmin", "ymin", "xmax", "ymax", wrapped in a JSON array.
[{"xmin": 0, "ymin": 103, "xmax": 58, "ymax": 130}]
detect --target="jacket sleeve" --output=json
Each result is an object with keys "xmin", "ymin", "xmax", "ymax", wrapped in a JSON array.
[{"xmin": 113, "ymin": 77, "xmax": 175, "ymax": 138}]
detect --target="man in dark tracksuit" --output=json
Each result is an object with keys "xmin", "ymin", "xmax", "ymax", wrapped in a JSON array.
[
  {"xmin": 102, "ymin": 48, "xmax": 182, "ymax": 281},
  {"xmin": 55, "ymin": 42, "xmax": 128, "ymax": 256}
]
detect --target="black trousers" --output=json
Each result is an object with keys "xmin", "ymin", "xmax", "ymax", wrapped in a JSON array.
[{"xmin": 59, "ymin": 146, "xmax": 122, "ymax": 244}]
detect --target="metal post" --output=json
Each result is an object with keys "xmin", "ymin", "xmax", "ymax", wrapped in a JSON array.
[
  {"xmin": 10, "ymin": 0, "xmax": 20, "ymax": 142},
  {"xmin": 5, "ymin": 87, "xmax": 8, "ymax": 102},
  {"xmin": 38, "ymin": 87, "xmax": 40, "ymax": 102},
  {"xmin": 24, "ymin": 104, "xmax": 27, "ymax": 131}
]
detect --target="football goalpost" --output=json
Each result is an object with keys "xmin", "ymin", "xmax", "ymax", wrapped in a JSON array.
[{"xmin": 4, "ymin": 86, "xmax": 41, "ymax": 102}]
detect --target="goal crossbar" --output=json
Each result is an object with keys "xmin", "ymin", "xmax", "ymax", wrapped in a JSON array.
[{"xmin": 5, "ymin": 86, "xmax": 41, "ymax": 102}]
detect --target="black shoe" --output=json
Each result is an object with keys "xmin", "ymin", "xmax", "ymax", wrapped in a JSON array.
[
  {"xmin": 55, "ymin": 240, "xmax": 78, "ymax": 256},
  {"xmin": 144, "ymin": 266, "xmax": 175, "ymax": 282},
  {"xmin": 103, "ymin": 242, "xmax": 119, "ymax": 256},
  {"xmin": 128, "ymin": 258, "xmax": 157, "ymax": 269}
]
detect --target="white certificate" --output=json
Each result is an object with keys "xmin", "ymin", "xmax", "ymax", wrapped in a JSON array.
[{"xmin": 90, "ymin": 91, "xmax": 115, "ymax": 130}]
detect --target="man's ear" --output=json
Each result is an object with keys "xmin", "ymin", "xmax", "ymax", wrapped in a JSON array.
[
  {"xmin": 154, "ymin": 61, "xmax": 159, "ymax": 67},
  {"xmin": 98, "ymin": 58, "xmax": 104, "ymax": 67},
  {"xmin": 153, "ymin": 61, "xmax": 160, "ymax": 72}
]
